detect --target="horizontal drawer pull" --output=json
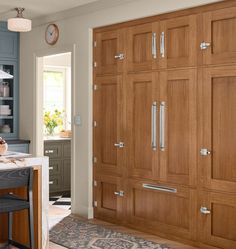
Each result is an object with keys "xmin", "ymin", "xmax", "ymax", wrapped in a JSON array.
[
  {"xmin": 49, "ymin": 181, "xmax": 54, "ymax": 185},
  {"xmin": 142, "ymin": 183, "xmax": 177, "ymax": 193},
  {"xmin": 45, "ymin": 149, "xmax": 54, "ymax": 154},
  {"xmin": 49, "ymin": 167, "xmax": 54, "ymax": 170}
]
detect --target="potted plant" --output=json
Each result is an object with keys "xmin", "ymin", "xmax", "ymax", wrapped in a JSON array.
[{"xmin": 43, "ymin": 109, "xmax": 63, "ymax": 136}]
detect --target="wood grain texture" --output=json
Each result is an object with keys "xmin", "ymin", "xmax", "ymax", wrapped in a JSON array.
[
  {"xmin": 0, "ymin": 167, "xmax": 41, "ymax": 249},
  {"xmin": 126, "ymin": 72, "xmax": 159, "ymax": 180},
  {"xmin": 160, "ymin": 69, "xmax": 197, "ymax": 186},
  {"xmin": 160, "ymin": 15, "xmax": 197, "ymax": 68},
  {"xmin": 203, "ymin": 6, "xmax": 236, "ymax": 65}
]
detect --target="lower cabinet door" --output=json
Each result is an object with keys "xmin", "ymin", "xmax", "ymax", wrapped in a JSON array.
[
  {"xmin": 94, "ymin": 175, "xmax": 124, "ymax": 221},
  {"xmin": 127, "ymin": 179, "xmax": 197, "ymax": 240},
  {"xmin": 199, "ymin": 191, "xmax": 236, "ymax": 249}
]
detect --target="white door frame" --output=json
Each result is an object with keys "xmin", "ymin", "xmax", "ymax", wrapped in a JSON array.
[{"xmin": 34, "ymin": 44, "xmax": 76, "ymax": 211}]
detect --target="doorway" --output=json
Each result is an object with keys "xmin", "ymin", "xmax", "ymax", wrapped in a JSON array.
[{"xmin": 37, "ymin": 52, "xmax": 73, "ymax": 228}]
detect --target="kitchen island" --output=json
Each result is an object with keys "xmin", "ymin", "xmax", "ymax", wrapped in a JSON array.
[{"xmin": 0, "ymin": 152, "xmax": 49, "ymax": 249}]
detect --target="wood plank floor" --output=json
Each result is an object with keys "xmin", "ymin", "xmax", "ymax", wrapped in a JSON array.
[{"xmin": 49, "ymin": 206, "xmax": 199, "ymax": 249}]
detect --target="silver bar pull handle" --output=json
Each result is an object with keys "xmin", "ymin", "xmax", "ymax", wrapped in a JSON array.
[
  {"xmin": 160, "ymin": 101, "xmax": 165, "ymax": 151},
  {"xmin": 143, "ymin": 183, "xmax": 177, "ymax": 193},
  {"xmin": 152, "ymin": 32, "xmax": 157, "ymax": 59},
  {"xmin": 151, "ymin": 101, "xmax": 157, "ymax": 150},
  {"xmin": 49, "ymin": 181, "xmax": 54, "ymax": 185},
  {"xmin": 160, "ymin": 32, "xmax": 165, "ymax": 58},
  {"xmin": 114, "ymin": 142, "xmax": 125, "ymax": 148}
]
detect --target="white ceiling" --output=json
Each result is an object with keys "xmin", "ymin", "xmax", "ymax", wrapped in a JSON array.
[{"xmin": 0, "ymin": 0, "xmax": 99, "ymax": 20}]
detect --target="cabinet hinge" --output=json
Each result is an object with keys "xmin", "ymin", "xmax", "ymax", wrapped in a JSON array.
[
  {"xmin": 93, "ymin": 61, "xmax": 97, "ymax": 67},
  {"xmin": 93, "ymin": 121, "xmax": 97, "ymax": 127},
  {"xmin": 93, "ymin": 156, "xmax": 97, "ymax": 164},
  {"xmin": 94, "ymin": 201, "xmax": 98, "ymax": 207},
  {"xmin": 93, "ymin": 84, "xmax": 98, "ymax": 91},
  {"xmin": 94, "ymin": 41, "xmax": 97, "ymax": 47},
  {"xmin": 94, "ymin": 180, "xmax": 97, "ymax": 187}
]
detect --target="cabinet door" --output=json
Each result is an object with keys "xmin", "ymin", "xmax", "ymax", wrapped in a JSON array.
[
  {"xmin": 94, "ymin": 29, "xmax": 124, "ymax": 75},
  {"xmin": 199, "ymin": 191, "xmax": 236, "ymax": 248},
  {"xmin": 126, "ymin": 22, "xmax": 159, "ymax": 72},
  {"xmin": 160, "ymin": 69, "xmax": 197, "ymax": 186},
  {"xmin": 127, "ymin": 179, "xmax": 197, "ymax": 240},
  {"xmin": 159, "ymin": 15, "xmax": 197, "ymax": 68},
  {"xmin": 202, "ymin": 7, "xmax": 236, "ymax": 65},
  {"xmin": 126, "ymin": 72, "xmax": 159, "ymax": 180},
  {"xmin": 63, "ymin": 159, "xmax": 71, "ymax": 190},
  {"xmin": 0, "ymin": 31, "xmax": 18, "ymax": 60},
  {"xmin": 94, "ymin": 175, "xmax": 124, "ymax": 221},
  {"xmin": 93, "ymin": 75, "xmax": 124, "ymax": 176},
  {"xmin": 199, "ymin": 66, "xmax": 236, "ymax": 193}
]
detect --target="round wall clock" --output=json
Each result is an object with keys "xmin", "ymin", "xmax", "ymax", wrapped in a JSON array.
[{"xmin": 45, "ymin": 24, "xmax": 59, "ymax": 45}]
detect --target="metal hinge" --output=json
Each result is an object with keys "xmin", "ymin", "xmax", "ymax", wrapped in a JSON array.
[
  {"xmin": 93, "ymin": 61, "xmax": 97, "ymax": 67},
  {"xmin": 94, "ymin": 201, "xmax": 98, "ymax": 207},
  {"xmin": 93, "ymin": 84, "xmax": 98, "ymax": 90},
  {"xmin": 94, "ymin": 180, "xmax": 97, "ymax": 187},
  {"xmin": 93, "ymin": 121, "xmax": 97, "ymax": 127},
  {"xmin": 93, "ymin": 156, "xmax": 97, "ymax": 164},
  {"xmin": 94, "ymin": 41, "xmax": 97, "ymax": 47}
]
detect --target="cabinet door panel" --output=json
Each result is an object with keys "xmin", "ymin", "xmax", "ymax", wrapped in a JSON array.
[
  {"xmin": 0, "ymin": 31, "xmax": 18, "ymax": 59},
  {"xmin": 160, "ymin": 15, "xmax": 197, "ymax": 68},
  {"xmin": 93, "ymin": 75, "xmax": 124, "ymax": 176},
  {"xmin": 199, "ymin": 191, "xmax": 236, "ymax": 249},
  {"xmin": 160, "ymin": 69, "xmax": 197, "ymax": 186},
  {"xmin": 199, "ymin": 66, "xmax": 236, "ymax": 193},
  {"xmin": 127, "ymin": 179, "xmax": 197, "ymax": 240},
  {"xmin": 126, "ymin": 72, "xmax": 159, "ymax": 179},
  {"xmin": 94, "ymin": 175, "xmax": 124, "ymax": 221},
  {"xmin": 203, "ymin": 7, "xmax": 236, "ymax": 65},
  {"xmin": 126, "ymin": 22, "xmax": 159, "ymax": 72},
  {"xmin": 94, "ymin": 29, "xmax": 124, "ymax": 75}
]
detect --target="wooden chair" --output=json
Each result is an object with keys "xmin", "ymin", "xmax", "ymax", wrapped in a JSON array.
[{"xmin": 0, "ymin": 167, "xmax": 34, "ymax": 249}]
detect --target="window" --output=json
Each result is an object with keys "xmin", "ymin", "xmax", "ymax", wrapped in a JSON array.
[{"xmin": 43, "ymin": 66, "xmax": 71, "ymax": 134}]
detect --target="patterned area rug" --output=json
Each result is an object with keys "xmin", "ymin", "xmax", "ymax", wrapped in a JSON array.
[{"xmin": 50, "ymin": 215, "xmax": 172, "ymax": 249}]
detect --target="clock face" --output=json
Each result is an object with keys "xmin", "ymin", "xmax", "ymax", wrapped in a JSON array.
[{"xmin": 45, "ymin": 24, "xmax": 59, "ymax": 45}]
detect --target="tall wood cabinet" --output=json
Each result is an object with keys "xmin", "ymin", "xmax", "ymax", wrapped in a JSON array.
[{"xmin": 93, "ymin": 1, "xmax": 236, "ymax": 248}]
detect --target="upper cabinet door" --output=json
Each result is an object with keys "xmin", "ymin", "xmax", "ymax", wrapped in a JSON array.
[
  {"xmin": 94, "ymin": 29, "xmax": 124, "ymax": 75},
  {"xmin": 126, "ymin": 22, "xmax": 159, "ymax": 72},
  {"xmin": 126, "ymin": 72, "xmax": 159, "ymax": 180},
  {"xmin": 199, "ymin": 66, "xmax": 236, "ymax": 193},
  {"xmin": 202, "ymin": 7, "xmax": 236, "ymax": 65},
  {"xmin": 159, "ymin": 69, "xmax": 197, "ymax": 186},
  {"xmin": 0, "ymin": 31, "xmax": 18, "ymax": 60},
  {"xmin": 93, "ymin": 75, "xmax": 124, "ymax": 176},
  {"xmin": 159, "ymin": 15, "xmax": 197, "ymax": 68}
]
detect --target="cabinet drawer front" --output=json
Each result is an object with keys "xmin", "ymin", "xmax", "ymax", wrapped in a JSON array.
[
  {"xmin": 49, "ymin": 159, "xmax": 62, "ymax": 175},
  {"xmin": 127, "ymin": 180, "xmax": 197, "ymax": 240},
  {"xmin": 49, "ymin": 175, "xmax": 63, "ymax": 192},
  {"xmin": 44, "ymin": 144, "xmax": 62, "ymax": 158},
  {"xmin": 63, "ymin": 143, "xmax": 71, "ymax": 157},
  {"xmin": 199, "ymin": 191, "xmax": 236, "ymax": 249}
]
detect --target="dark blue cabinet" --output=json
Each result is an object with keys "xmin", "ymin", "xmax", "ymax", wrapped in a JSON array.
[{"xmin": 0, "ymin": 22, "xmax": 28, "ymax": 153}]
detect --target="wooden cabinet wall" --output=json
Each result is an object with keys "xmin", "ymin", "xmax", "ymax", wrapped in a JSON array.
[{"xmin": 93, "ymin": 1, "xmax": 236, "ymax": 248}]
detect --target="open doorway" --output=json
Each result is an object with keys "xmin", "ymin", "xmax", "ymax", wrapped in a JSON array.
[{"xmin": 42, "ymin": 52, "xmax": 72, "ymax": 227}]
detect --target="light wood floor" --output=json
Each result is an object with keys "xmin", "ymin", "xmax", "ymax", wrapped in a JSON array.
[{"xmin": 49, "ymin": 205, "xmax": 199, "ymax": 249}]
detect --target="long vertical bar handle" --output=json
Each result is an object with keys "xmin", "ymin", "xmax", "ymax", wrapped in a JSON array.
[
  {"xmin": 160, "ymin": 101, "xmax": 165, "ymax": 151},
  {"xmin": 160, "ymin": 32, "xmax": 165, "ymax": 58},
  {"xmin": 152, "ymin": 33, "xmax": 157, "ymax": 59},
  {"xmin": 151, "ymin": 101, "xmax": 157, "ymax": 151}
]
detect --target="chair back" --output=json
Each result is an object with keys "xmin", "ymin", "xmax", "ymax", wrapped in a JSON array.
[{"xmin": 0, "ymin": 167, "xmax": 33, "ymax": 191}]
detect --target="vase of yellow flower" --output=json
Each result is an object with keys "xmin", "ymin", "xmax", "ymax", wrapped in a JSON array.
[{"xmin": 43, "ymin": 109, "xmax": 63, "ymax": 136}]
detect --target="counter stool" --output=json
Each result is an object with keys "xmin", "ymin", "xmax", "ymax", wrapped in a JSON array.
[{"xmin": 0, "ymin": 167, "xmax": 34, "ymax": 249}]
